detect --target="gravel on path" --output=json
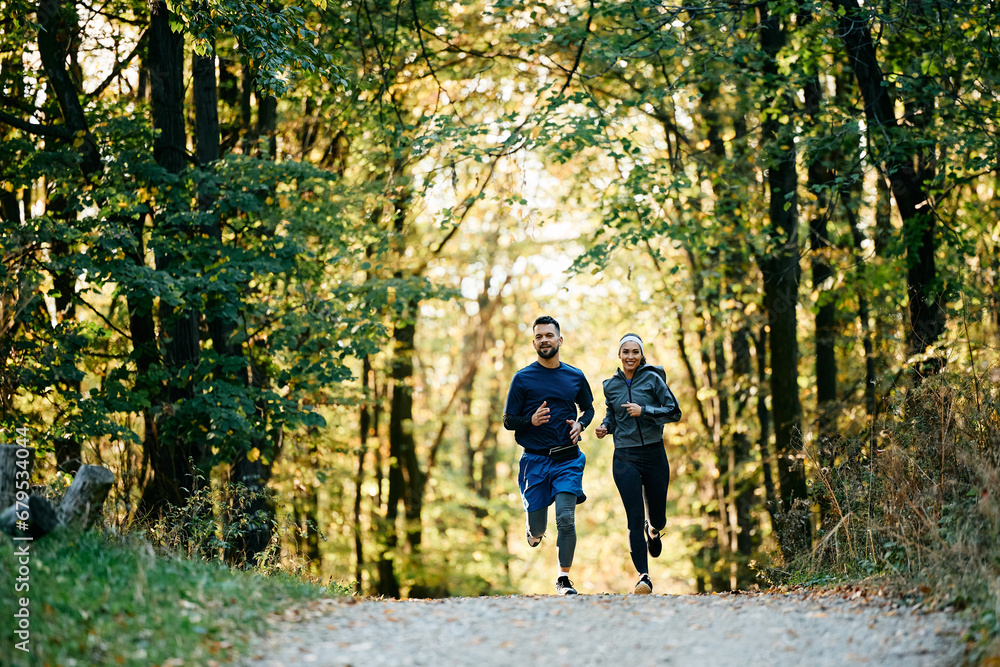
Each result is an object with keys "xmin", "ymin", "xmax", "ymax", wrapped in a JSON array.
[{"xmin": 243, "ymin": 590, "xmax": 968, "ymax": 667}]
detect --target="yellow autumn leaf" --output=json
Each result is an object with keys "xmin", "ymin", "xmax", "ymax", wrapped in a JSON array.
[{"xmin": 247, "ymin": 447, "xmax": 260, "ymax": 462}]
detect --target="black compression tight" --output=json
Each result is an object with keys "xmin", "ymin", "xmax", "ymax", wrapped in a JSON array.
[{"xmin": 612, "ymin": 443, "xmax": 670, "ymax": 575}]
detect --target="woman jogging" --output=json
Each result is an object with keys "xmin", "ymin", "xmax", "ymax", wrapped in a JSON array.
[{"xmin": 594, "ymin": 333, "xmax": 681, "ymax": 595}]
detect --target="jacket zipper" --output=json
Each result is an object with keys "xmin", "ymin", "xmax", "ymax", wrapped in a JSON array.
[{"xmin": 625, "ymin": 371, "xmax": 646, "ymax": 447}]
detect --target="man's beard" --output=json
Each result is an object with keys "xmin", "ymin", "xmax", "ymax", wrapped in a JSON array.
[{"xmin": 537, "ymin": 344, "xmax": 559, "ymax": 359}]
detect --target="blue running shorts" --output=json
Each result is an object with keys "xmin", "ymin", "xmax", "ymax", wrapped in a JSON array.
[{"xmin": 517, "ymin": 449, "xmax": 587, "ymax": 513}]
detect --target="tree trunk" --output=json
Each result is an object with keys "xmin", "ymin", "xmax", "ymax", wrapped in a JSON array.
[
  {"xmin": 757, "ymin": 1, "xmax": 809, "ymax": 559},
  {"xmin": 0, "ymin": 445, "xmax": 35, "ymax": 510},
  {"xmin": 731, "ymin": 327, "xmax": 756, "ymax": 560},
  {"xmin": 993, "ymin": 176, "xmax": 1000, "ymax": 343},
  {"xmin": 832, "ymin": 0, "xmax": 945, "ymax": 363},
  {"xmin": 36, "ymin": 0, "xmax": 100, "ymax": 174},
  {"xmin": 355, "ymin": 356, "xmax": 373, "ymax": 594},
  {"xmin": 391, "ymin": 312, "xmax": 424, "ymax": 551},
  {"xmin": 755, "ymin": 328, "xmax": 779, "ymax": 530},
  {"xmin": 0, "ymin": 190, "xmax": 18, "ymax": 223},
  {"xmin": 474, "ymin": 320, "xmax": 514, "ymax": 523},
  {"xmin": 378, "ymin": 369, "xmax": 404, "ymax": 599},
  {"xmin": 192, "ymin": 46, "xmax": 220, "ymax": 167},
  {"xmin": 123, "ymin": 210, "xmax": 160, "ymax": 518},
  {"xmin": 257, "ymin": 93, "xmax": 278, "ymax": 159},
  {"xmin": 54, "ymin": 436, "xmax": 82, "ymax": 476},
  {"xmin": 681, "ymin": 236, "xmax": 728, "ymax": 591},
  {"xmin": 293, "ymin": 484, "xmax": 321, "ymax": 565},
  {"xmin": 803, "ymin": 68, "xmax": 837, "ymax": 462},
  {"xmin": 226, "ymin": 343, "xmax": 280, "ymax": 566},
  {"xmin": 51, "ymin": 237, "xmax": 83, "ymax": 475},
  {"xmin": 801, "ymin": 23, "xmax": 839, "ymax": 534},
  {"xmin": 713, "ymin": 334, "xmax": 735, "ymax": 591},
  {"xmin": 830, "ymin": 62, "xmax": 877, "ymax": 419},
  {"xmin": 300, "ymin": 96, "xmax": 319, "ymax": 160},
  {"xmin": 847, "ymin": 197, "xmax": 877, "ymax": 418},
  {"xmin": 58, "ymin": 464, "xmax": 115, "ymax": 531},
  {"xmin": 147, "ymin": 2, "xmax": 187, "ymax": 176},
  {"xmin": 217, "ymin": 55, "xmax": 243, "ymax": 153},
  {"xmin": 0, "ymin": 495, "xmax": 59, "ymax": 538},
  {"xmin": 240, "ymin": 59, "xmax": 254, "ymax": 154},
  {"xmin": 140, "ymin": 1, "xmax": 202, "ymax": 519},
  {"xmin": 226, "ymin": 52, "xmax": 284, "ymax": 566},
  {"xmin": 227, "ymin": 452, "xmax": 278, "ymax": 565},
  {"xmin": 373, "ymin": 369, "xmax": 396, "ymax": 597}
]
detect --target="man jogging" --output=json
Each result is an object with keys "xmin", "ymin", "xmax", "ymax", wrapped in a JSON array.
[{"xmin": 503, "ymin": 315, "xmax": 595, "ymax": 595}]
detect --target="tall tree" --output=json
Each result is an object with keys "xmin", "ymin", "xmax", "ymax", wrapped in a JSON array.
[
  {"xmin": 800, "ymin": 6, "xmax": 838, "ymax": 465},
  {"xmin": 756, "ymin": 0, "xmax": 809, "ymax": 558},
  {"xmin": 140, "ymin": 0, "xmax": 203, "ymax": 518},
  {"xmin": 832, "ymin": 0, "xmax": 945, "ymax": 365}
]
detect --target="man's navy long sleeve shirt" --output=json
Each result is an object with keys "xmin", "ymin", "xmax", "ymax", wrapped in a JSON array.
[{"xmin": 502, "ymin": 361, "xmax": 595, "ymax": 453}]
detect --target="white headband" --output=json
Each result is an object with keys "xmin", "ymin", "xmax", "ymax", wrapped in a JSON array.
[{"xmin": 618, "ymin": 334, "xmax": 644, "ymax": 356}]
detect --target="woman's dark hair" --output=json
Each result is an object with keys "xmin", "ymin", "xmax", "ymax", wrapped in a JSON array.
[{"xmin": 533, "ymin": 315, "xmax": 561, "ymax": 335}]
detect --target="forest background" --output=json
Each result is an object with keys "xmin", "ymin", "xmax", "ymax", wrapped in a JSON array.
[{"xmin": 1, "ymin": 0, "xmax": 999, "ymax": 622}]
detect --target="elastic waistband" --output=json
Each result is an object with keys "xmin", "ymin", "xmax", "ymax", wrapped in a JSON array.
[{"xmin": 616, "ymin": 440, "xmax": 664, "ymax": 451}]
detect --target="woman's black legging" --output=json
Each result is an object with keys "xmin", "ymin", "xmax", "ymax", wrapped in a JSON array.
[{"xmin": 612, "ymin": 442, "xmax": 670, "ymax": 575}]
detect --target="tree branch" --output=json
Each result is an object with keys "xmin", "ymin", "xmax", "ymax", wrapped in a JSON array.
[
  {"xmin": 556, "ymin": 0, "xmax": 595, "ymax": 99},
  {"xmin": 88, "ymin": 30, "xmax": 147, "ymax": 98},
  {"xmin": 0, "ymin": 110, "xmax": 74, "ymax": 140}
]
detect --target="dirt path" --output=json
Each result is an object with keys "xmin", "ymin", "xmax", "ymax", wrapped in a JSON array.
[{"xmin": 243, "ymin": 589, "xmax": 967, "ymax": 666}]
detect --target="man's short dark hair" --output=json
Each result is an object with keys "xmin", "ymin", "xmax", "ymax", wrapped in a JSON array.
[{"xmin": 533, "ymin": 315, "xmax": 560, "ymax": 335}]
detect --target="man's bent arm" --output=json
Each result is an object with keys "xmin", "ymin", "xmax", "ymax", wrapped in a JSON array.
[
  {"xmin": 503, "ymin": 412, "xmax": 532, "ymax": 430},
  {"xmin": 575, "ymin": 378, "xmax": 596, "ymax": 430},
  {"xmin": 503, "ymin": 377, "xmax": 529, "ymax": 431}
]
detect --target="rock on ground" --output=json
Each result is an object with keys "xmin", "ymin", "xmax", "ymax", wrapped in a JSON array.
[{"xmin": 243, "ymin": 590, "xmax": 967, "ymax": 667}]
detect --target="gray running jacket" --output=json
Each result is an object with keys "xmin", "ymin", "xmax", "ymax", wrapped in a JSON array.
[{"xmin": 600, "ymin": 363, "xmax": 682, "ymax": 448}]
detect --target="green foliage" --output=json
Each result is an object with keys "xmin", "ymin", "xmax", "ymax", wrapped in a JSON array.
[
  {"xmin": 169, "ymin": 0, "xmax": 345, "ymax": 95},
  {"xmin": 1, "ymin": 105, "xmax": 451, "ymax": 457}
]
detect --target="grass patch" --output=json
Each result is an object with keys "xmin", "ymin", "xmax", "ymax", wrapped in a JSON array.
[{"xmin": 0, "ymin": 529, "xmax": 346, "ymax": 666}]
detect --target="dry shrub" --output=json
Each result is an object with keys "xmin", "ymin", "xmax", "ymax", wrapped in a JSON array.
[
  {"xmin": 142, "ymin": 479, "xmax": 319, "ymax": 577},
  {"xmin": 812, "ymin": 363, "xmax": 1000, "ymax": 644}
]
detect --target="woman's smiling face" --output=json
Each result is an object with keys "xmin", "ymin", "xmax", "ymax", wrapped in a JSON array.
[{"xmin": 619, "ymin": 342, "xmax": 642, "ymax": 372}]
